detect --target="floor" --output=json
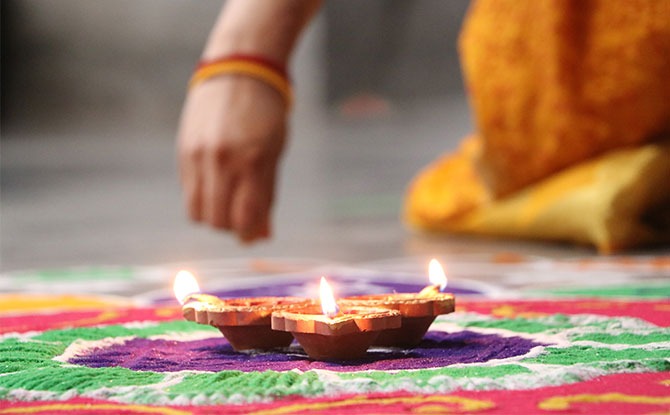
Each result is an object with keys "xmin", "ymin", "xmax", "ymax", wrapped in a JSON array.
[{"xmin": 2, "ymin": 89, "xmax": 601, "ymax": 274}]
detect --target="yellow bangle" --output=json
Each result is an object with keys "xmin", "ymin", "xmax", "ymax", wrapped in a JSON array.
[{"xmin": 189, "ymin": 60, "xmax": 293, "ymax": 109}]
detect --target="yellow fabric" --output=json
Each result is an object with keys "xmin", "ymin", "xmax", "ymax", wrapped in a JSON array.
[
  {"xmin": 405, "ymin": 139, "xmax": 670, "ymax": 253},
  {"xmin": 404, "ymin": 0, "xmax": 670, "ymax": 252}
]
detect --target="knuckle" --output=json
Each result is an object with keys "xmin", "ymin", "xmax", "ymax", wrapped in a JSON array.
[
  {"xmin": 181, "ymin": 137, "xmax": 236, "ymax": 166},
  {"xmin": 212, "ymin": 143, "xmax": 234, "ymax": 164},
  {"xmin": 182, "ymin": 142, "xmax": 205, "ymax": 163},
  {"xmin": 244, "ymin": 148, "xmax": 266, "ymax": 168}
]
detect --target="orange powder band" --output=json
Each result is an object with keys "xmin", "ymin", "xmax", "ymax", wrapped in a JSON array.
[{"xmin": 189, "ymin": 58, "xmax": 293, "ymax": 109}]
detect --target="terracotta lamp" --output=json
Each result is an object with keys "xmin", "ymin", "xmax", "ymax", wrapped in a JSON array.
[
  {"xmin": 272, "ymin": 277, "xmax": 401, "ymax": 360},
  {"xmin": 341, "ymin": 259, "xmax": 455, "ymax": 347},
  {"xmin": 174, "ymin": 270, "xmax": 311, "ymax": 351}
]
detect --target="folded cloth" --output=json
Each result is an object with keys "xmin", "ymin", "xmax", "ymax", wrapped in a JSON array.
[{"xmin": 404, "ymin": 138, "xmax": 670, "ymax": 253}]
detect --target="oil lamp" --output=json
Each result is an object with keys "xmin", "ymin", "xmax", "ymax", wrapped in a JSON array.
[
  {"xmin": 174, "ymin": 270, "xmax": 310, "ymax": 351},
  {"xmin": 341, "ymin": 259, "xmax": 455, "ymax": 347},
  {"xmin": 271, "ymin": 277, "xmax": 401, "ymax": 360}
]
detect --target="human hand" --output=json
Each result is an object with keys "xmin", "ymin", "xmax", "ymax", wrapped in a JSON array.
[{"xmin": 177, "ymin": 76, "xmax": 287, "ymax": 243}]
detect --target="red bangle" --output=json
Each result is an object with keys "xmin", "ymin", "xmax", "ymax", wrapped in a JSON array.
[{"xmin": 190, "ymin": 54, "xmax": 293, "ymax": 109}]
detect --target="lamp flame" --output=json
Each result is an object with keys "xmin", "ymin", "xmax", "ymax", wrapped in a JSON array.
[
  {"xmin": 173, "ymin": 270, "xmax": 200, "ymax": 305},
  {"xmin": 319, "ymin": 276, "xmax": 340, "ymax": 318},
  {"xmin": 428, "ymin": 259, "xmax": 448, "ymax": 291}
]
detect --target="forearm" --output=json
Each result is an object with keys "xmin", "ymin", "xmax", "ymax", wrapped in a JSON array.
[{"xmin": 203, "ymin": 0, "xmax": 322, "ymax": 64}]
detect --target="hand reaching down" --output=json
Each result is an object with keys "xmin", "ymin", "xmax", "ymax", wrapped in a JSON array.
[{"xmin": 177, "ymin": 76, "xmax": 288, "ymax": 243}]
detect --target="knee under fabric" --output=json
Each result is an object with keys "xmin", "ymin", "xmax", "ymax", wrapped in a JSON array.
[{"xmin": 404, "ymin": 137, "xmax": 670, "ymax": 254}]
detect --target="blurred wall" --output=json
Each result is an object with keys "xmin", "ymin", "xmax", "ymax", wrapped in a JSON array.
[
  {"xmin": 1, "ymin": 0, "xmax": 469, "ymax": 135},
  {"xmin": 325, "ymin": 1, "xmax": 468, "ymax": 104},
  {"xmin": 2, "ymin": 0, "xmax": 221, "ymax": 135}
]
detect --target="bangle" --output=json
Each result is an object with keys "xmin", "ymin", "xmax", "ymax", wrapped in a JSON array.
[
  {"xmin": 189, "ymin": 54, "xmax": 293, "ymax": 109},
  {"xmin": 195, "ymin": 54, "xmax": 288, "ymax": 78}
]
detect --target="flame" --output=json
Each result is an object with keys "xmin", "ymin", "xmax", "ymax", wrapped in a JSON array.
[
  {"xmin": 428, "ymin": 259, "xmax": 448, "ymax": 291},
  {"xmin": 319, "ymin": 276, "xmax": 340, "ymax": 318},
  {"xmin": 173, "ymin": 270, "xmax": 200, "ymax": 305}
]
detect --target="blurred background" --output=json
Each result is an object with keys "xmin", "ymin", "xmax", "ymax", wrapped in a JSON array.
[{"xmin": 1, "ymin": 0, "xmax": 584, "ymax": 272}]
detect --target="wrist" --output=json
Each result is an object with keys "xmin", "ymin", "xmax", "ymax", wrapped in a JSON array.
[
  {"xmin": 190, "ymin": 54, "xmax": 293, "ymax": 110},
  {"xmin": 202, "ymin": 28, "xmax": 290, "ymax": 64}
]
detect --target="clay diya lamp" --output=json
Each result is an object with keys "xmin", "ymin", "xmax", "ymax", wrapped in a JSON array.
[
  {"xmin": 173, "ymin": 270, "xmax": 311, "ymax": 351},
  {"xmin": 271, "ymin": 277, "xmax": 402, "ymax": 360},
  {"xmin": 341, "ymin": 290, "xmax": 455, "ymax": 347},
  {"xmin": 341, "ymin": 259, "xmax": 455, "ymax": 347}
]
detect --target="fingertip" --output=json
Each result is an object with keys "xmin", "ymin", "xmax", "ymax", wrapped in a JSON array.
[
  {"xmin": 189, "ymin": 209, "xmax": 203, "ymax": 223},
  {"xmin": 238, "ymin": 234, "xmax": 256, "ymax": 245},
  {"xmin": 236, "ymin": 217, "xmax": 271, "ymax": 245},
  {"xmin": 186, "ymin": 189, "xmax": 203, "ymax": 223},
  {"xmin": 235, "ymin": 222, "xmax": 260, "ymax": 244},
  {"xmin": 231, "ymin": 202, "xmax": 262, "ymax": 243},
  {"xmin": 231, "ymin": 170, "xmax": 275, "ymax": 244},
  {"xmin": 202, "ymin": 170, "xmax": 234, "ymax": 232},
  {"xmin": 259, "ymin": 218, "xmax": 271, "ymax": 239},
  {"xmin": 210, "ymin": 219, "xmax": 232, "ymax": 231}
]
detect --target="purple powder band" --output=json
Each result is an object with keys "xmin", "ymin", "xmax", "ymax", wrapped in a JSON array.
[{"xmin": 69, "ymin": 330, "xmax": 543, "ymax": 373}]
